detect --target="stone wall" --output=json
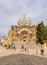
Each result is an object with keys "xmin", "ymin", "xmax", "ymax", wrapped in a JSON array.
[{"xmin": 0, "ymin": 45, "xmax": 47, "ymax": 58}]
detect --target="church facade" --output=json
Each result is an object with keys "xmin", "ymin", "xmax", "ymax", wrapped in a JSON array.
[
  {"xmin": 1, "ymin": 16, "xmax": 36, "ymax": 48},
  {"xmin": 1, "ymin": 16, "xmax": 47, "ymax": 56}
]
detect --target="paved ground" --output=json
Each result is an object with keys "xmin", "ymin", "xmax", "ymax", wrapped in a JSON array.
[{"xmin": 0, "ymin": 54, "xmax": 47, "ymax": 65}]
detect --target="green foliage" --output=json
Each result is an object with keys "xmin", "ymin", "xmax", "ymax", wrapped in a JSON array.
[{"xmin": 37, "ymin": 21, "xmax": 47, "ymax": 43}]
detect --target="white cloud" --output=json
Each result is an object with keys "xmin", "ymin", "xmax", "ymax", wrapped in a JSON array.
[{"xmin": 0, "ymin": 0, "xmax": 47, "ymax": 36}]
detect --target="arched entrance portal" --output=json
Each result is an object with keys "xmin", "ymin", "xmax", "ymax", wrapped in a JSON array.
[
  {"xmin": 18, "ymin": 28, "xmax": 32, "ymax": 42},
  {"xmin": 21, "ymin": 31, "xmax": 28, "ymax": 42}
]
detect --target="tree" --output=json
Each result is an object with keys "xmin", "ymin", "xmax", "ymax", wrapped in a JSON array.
[{"xmin": 37, "ymin": 21, "xmax": 47, "ymax": 43}]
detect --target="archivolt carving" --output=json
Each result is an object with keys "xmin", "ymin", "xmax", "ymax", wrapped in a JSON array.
[{"xmin": 18, "ymin": 28, "xmax": 32, "ymax": 34}]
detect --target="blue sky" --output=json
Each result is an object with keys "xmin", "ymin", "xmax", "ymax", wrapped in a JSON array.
[{"xmin": 0, "ymin": 0, "xmax": 47, "ymax": 37}]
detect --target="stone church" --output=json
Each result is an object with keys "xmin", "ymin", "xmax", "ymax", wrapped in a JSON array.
[
  {"xmin": 1, "ymin": 16, "xmax": 47, "ymax": 56},
  {"xmin": 1, "ymin": 16, "xmax": 37, "ymax": 49}
]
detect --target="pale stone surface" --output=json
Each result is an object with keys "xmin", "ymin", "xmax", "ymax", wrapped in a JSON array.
[
  {"xmin": 44, "ymin": 48, "xmax": 47, "ymax": 56},
  {"xmin": 0, "ymin": 46, "xmax": 47, "ymax": 58}
]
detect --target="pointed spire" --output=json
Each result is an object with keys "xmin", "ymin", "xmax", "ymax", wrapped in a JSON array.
[{"xmin": 23, "ymin": 15, "xmax": 26, "ymax": 22}]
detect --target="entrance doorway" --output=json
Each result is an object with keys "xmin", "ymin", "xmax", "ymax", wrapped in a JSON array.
[{"xmin": 23, "ymin": 36, "xmax": 27, "ymax": 42}]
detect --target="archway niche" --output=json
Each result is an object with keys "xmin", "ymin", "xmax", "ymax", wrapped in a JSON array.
[{"xmin": 17, "ymin": 28, "xmax": 32, "ymax": 42}]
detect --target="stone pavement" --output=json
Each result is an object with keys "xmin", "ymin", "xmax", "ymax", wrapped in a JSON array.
[{"xmin": 0, "ymin": 54, "xmax": 47, "ymax": 65}]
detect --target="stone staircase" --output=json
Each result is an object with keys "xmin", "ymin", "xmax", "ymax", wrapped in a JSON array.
[{"xmin": 14, "ymin": 42, "xmax": 41, "ymax": 49}]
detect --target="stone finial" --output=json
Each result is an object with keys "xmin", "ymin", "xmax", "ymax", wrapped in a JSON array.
[
  {"xmin": 23, "ymin": 15, "xmax": 26, "ymax": 22},
  {"xmin": 17, "ymin": 17, "xmax": 22, "ymax": 26},
  {"xmin": 17, "ymin": 15, "xmax": 32, "ymax": 26},
  {"xmin": 22, "ymin": 15, "xmax": 27, "ymax": 25},
  {"xmin": 27, "ymin": 17, "xmax": 31, "ymax": 25}
]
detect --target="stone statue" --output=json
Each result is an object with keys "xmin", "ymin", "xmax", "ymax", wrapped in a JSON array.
[
  {"xmin": 17, "ymin": 15, "xmax": 31, "ymax": 26},
  {"xmin": 27, "ymin": 17, "xmax": 31, "ymax": 25},
  {"xmin": 17, "ymin": 17, "xmax": 22, "ymax": 26}
]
